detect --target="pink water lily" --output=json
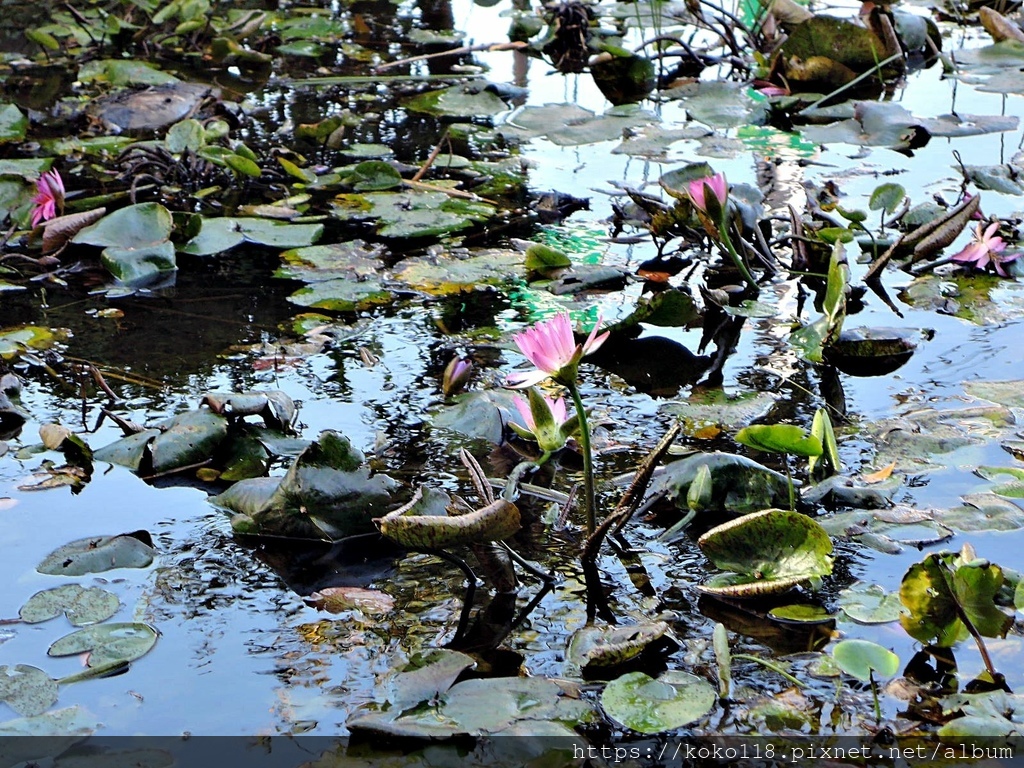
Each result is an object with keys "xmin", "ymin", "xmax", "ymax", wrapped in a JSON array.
[
  {"xmin": 952, "ymin": 222, "xmax": 1018, "ymax": 277},
  {"xmin": 31, "ymin": 170, "xmax": 64, "ymax": 228},
  {"xmin": 687, "ymin": 172, "xmax": 728, "ymax": 215},
  {"xmin": 513, "ymin": 392, "xmax": 568, "ymax": 432},
  {"xmin": 506, "ymin": 313, "xmax": 609, "ymax": 388}
]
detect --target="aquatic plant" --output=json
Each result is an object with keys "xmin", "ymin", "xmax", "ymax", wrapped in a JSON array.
[
  {"xmin": 30, "ymin": 170, "xmax": 64, "ymax": 227},
  {"xmin": 507, "ymin": 313, "xmax": 608, "ymax": 532},
  {"xmin": 686, "ymin": 172, "xmax": 759, "ymax": 292},
  {"xmin": 509, "ymin": 387, "xmax": 579, "ymax": 458},
  {"xmin": 951, "ymin": 221, "xmax": 1018, "ymax": 276},
  {"xmin": 441, "ymin": 356, "xmax": 473, "ymax": 397}
]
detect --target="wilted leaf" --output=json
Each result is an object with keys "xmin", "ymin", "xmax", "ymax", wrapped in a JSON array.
[{"xmin": 305, "ymin": 587, "xmax": 394, "ymax": 615}]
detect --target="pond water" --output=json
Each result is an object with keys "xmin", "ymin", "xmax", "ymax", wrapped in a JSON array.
[{"xmin": 1, "ymin": 0, "xmax": 1024, "ymax": 750}]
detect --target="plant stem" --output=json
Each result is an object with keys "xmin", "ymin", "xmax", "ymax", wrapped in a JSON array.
[
  {"xmin": 783, "ymin": 458, "xmax": 796, "ymax": 511},
  {"xmin": 732, "ymin": 654, "xmax": 806, "ymax": 688},
  {"xmin": 719, "ymin": 224, "xmax": 759, "ymax": 293},
  {"xmin": 567, "ymin": 380, "xmax": 597, "ymax": 535}
]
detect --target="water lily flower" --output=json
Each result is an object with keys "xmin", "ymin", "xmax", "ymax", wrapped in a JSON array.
[
  {"xmin": 31, "ymin": 170, "xmax": 64, "ymax": 228},
  {"xmin": 510, "ymin": 389, "xmax": 578, "ymax": 454},
  {"xmin": 506, "ymin": 312, "xmax": 609, "ymax": 389},
  {"xmin": 755, "ymin": 83, "xmax": 790, "ymax": 97},
  {"xmin": 951, "ymin": 222, "xmax": 1019, "ymax": 276},
  {"xmin": 441, "ymin": 356, "xmax": 473, "ymax": 397},
  {"xmin": 687, "ymin": 172, "xmax": 728, "ymax": 216}
]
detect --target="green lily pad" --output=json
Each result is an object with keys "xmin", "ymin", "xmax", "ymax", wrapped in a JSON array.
[
  {"xmin": 838, "ymin": 582, "xmax": 906, "ymax": 624},
  {"xmin": 649, "ymin": 452, "xmax": 791, "ymax": 515},
  {"xmin": 736, "ymin": 424, "xmax": 823, "ymax": 458},
  {"xmin": 822, "ymin": 327, "xmax": 918, "ymax": 377},
  {"xmin": 200, "ymin": 391, "xmax": 295, "ymax": 431},
  {"xmin": 697, "ymin": 509, "xmax": 834, "ymax": 598},
  {"xmin": 349, "ymin": 161, "xmax": 402, "ymax": 191},
  {"xmin": 37, "ymin": 534, "xmax": 156, "ymax": 576},
  {"xmin": 355, "ymin": 191, "xmax": 497, "ymax": 240},
  {"xmin": 48, "ymin": 623, "xmax": 158, "ymax": 667},
  {"xmin": 600, "ymin": 671, "xmax": 716, "ymax": 734},
  {"xmin": 0, "ymin": 326, "xmax": 68, "ymax": 361},
  {"xmin": 348, "ymin": 676, "xmax": 595, "ymax": 739},
  {"xmin": 148, "ymin": 409, "xmax": 229, "ymax": 474},
  {"xmin": 900, "ymin": 550, "xmax": 1014, "ymax": 647},
  {"xmin": 0, "ymin": 666, "xmax": 59, "ymax": 717},
  {"xmin": 567, "ymin": 622, "xmax": 670, "ymax": 669},
  {"xmin": 385, "ymin": 649, "xmax": 476, "ymax": 711},
  {"xmin": 92, "ymin": 429, "xmax": 161, "ymax": 471},
  {"xmin": 0, "ymin": 704, "xmax": 98, "ymax": 736},
  {"xmin": 180, "ymin": 218, "xmax": 323, "ymax": 256},
  {"xmin": 501, "ymin": 103, "xmax": 656, "ymax": 146},
  {"xmin": 276, "ymin": 241, "xmax": 393, "ymax": 310},
  {"xmin": 212, "ymin": 430, "xmax": 397, "ymax": 540},
  {"xmin": 767, "ymin": 604, "xmax": 834, "ymax": 625},
  {"xmin": 831, "ymin": 639, "xmax": 899, "ymax": 682},
  {"xmin": 396, "ymin": 248, "xmax": 523, "ymax": 294},
  {"xmin": 19, "ymin": 585, "xmax": 119, "ymax": 626},
  {"xmin": 403, "ymin": 85, "xmax": 508, "ymax": 118},
  {"xmin": 431, "ymin": 389, "xmax": 518, "ymax": 444},
  {"xmin": 72, "ymin": 203, "xmax": 176, "ymax": 285},
  {"xmin": 964, "ymin": 379, "xmax": 1024, "ymax": 409},
  {"xmin": 935, "ymin": 493, "xmax": 1024, "ymax": 532},
  {"xmin": 78, "ymin": 60, "xmax": 179, "ymax": 86},
  {"xmin": 0, "ymin": 104, "xmax": 28, "ymax": 144}
]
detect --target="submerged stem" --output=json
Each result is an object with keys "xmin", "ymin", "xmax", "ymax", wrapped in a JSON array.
[{"xmin": 567, "ymin": 381, "xmax": 597, "ymax": 534}]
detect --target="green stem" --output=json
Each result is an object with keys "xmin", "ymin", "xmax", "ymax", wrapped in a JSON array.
[
  {"xmin": 567, "ymin": 381, "xmax": 596, "ymax": 535},
  {"xmin": 783, "ymin": 458, "xmax": 795, "ymax": 511},
  {"xmin": 718, "ymin": 224, "xmax": 759, "ymax": 293}
]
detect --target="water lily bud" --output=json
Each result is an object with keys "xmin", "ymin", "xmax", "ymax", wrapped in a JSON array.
[{"xmin": 442, "ymin": 356, "xmax": 473, "ymax": 397}]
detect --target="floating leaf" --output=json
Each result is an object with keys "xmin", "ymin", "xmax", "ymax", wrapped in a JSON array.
[
  {"xmin": 19, "ymin": 585, "xmax": 119, "ymax": 626},
  {"xmin": 832, "ymin": 639, "xmax": 899, "ymax": 681},
  {"xmin": 48, "ymin": 623, "xmax": 158, "ymax": 667},
  {"xmin": 395, "ymin": 248, "xmax": 522, "ymax": 293},
  {"xmin": 868, "ymin": 183, "xmax": 906, "ymax": 214},
  {"xmin": 200, "ymin": 391, "xmax": 295, "ymax": 431},
  {"xmin": 304, "ymin": 587, "xmax": 394, "ymax": 615},
  {"xmin": 567, "ymin": 623, "xmax": 669, "ymax": 669},
  {"xmin": 767, "ymin": 604, "xmax": 834, "ymax": 625},
  {"xmin": 403, "ymin": 85, "xmax": 508, "ymax": 117},
  {"xmin": 72, "ymin": 203, "xmax": 176, "ymax": 285},
  {"xmin": 378, "ymin": 486, "xmax": 520, "ymax": 548},
  {"xmin": 935, "ymin": 493, "xmax": 1024, "ymax": 532},
  {"xmin": 0, "ymin": 666, "xmax": 58, "ymax": 718},
  {"xmin": 181, "ymin": 218, "xmax": 323, "ymax": 256},
  {"xmin": 900, "ymin": 550, "xmax": 1013, "ymax": 647},
  {"xmin": 0, "ymin": 104, "xmax": 28, "ymax": 145},
  {"xmin": 649, "ymin": 452, "xmax": 791, "ymax": 515},
  {"xmin": 37, "ymin": 534, "xmax": 156, "ymax": 576},
  {"xmin": 838, "ymin": 582, "xmax": 906, "ymax": 624},
  {"xmin": 385, "ymin": 649, "xmax": 476, "ymax": 712},
  {"xmin": 736, "ymin": 424, "xmax": 823, "ymax": 458},
  {"xmin": 823, "ymin": 327, "xmax": 918, "ymax": 377},
  {"xmin": 698, "ymin": 509, "xmax": 834, "ymax": 598},
  {"xmin": 662, "ymin": 391, "xmax": 777, "ymax": 437},
  {"xmin": 600, "ymin": 671, "xmax": 716, "ymax": 734}
]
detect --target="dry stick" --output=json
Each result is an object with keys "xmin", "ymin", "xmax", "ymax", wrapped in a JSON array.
[
  {"xmin": 88, "ymin": 364, "xmax": 120, "ymax": 404},
  {"xmin": 411, "ymin": 128, "xmax": 451, "ymax": 184},
  {"xmin": 374, "ymin": 41, "xmax": 528, "ymax": 72},
  {"xmin": 64, "ymin": 357, "xmax": 165, "ymax": 390}
]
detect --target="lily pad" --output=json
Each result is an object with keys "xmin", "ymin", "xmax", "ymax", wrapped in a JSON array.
[
  {"xmin": 87, "ymin": 83, "xmax": 209, "ymax": 133},
  {"xmin": 0, "ymin": 104, "xmax": 27, "ymax": 145},
  {"xmin": 348, "ymin": 675, "xmax": 594, "ymax": 739},
  {"xmin": 832, "ymin": 639, "xmax": 899, "ymax": 681},
  {"xmin": 72, "ymin": 203, "xmax": 175, "ymax": 285},
  {"xmin": 0, "ymin": 666, "xmax": 59, "ymax": 718},
  {"xmin": 395, "ymin": 248, "xmax": 523, "ymax": 294},
  {"xmin": 736, "ymin": 424, "xmax": 823, "ymax": 458},
  {"xmin": 378, "ymin": 486, "xmax": 520, "ymax": 548},
  {"xmin": 181, "ymin": 218, "xmax": 323, "ymax": 256},
  {"xmin": 822, "ymin": 327, "xmax": 918, "ymax": 376},
  {"xmin": 403, "ymin": 85, "xmax": 508, "ymax": 118},
  {"xmin": 200, "ymin": 391, "xmax": 295, "ymax": 432},
  {"xmin": 600, "ymin": 671, "xmax": 716, "ymax": 734},
  {"xmin": 0, "ymin": 326, "xmax": 68, "ymax": 361},
  {"xmin": 838, "ymin": 582, "xmax": 906, "ymax": 624},
  {"xmin": 964, "ymin": 379, "xmax": 1024, "ymax": 409},
  {"xmin": 767, "ymin": 604, "xmax": 834, "ymax": 625},
  {"xmin": 19, "ymin": 585, "xmax": 119, "ymax": 627},
  {"xmin": 697, "ymin": 509, "xmax": 834, "ymax": 598},
  {"xmin": 900, "ymin": 550, "xmax": 1014, "ymax": 647},
  {"xmin": 935, "ymin": 493, "xmax": 1024, "ymax": 532},
  {"xmin": 385, "ymin": 649, "xmax": 476, "ymax": 712},
  {"xmin": 149, "ymin": 409, "xmax": 229, "ymax": 474},
  {"xmin": 662, "ymin": 391, "xmax": 777, "ymax": 438},
  {"xmin": 649, "ymin": 452, "xmax": 791, "ymax": 515},
  {"xmin": 431, "ymin": 389, "xmax": 518, "ymax": 444},
  {"xmin": 567, "ymin": 622, "xmax": 670, "ymax": 669},
  {"xmin": 304, "ymin": 587, "xmax": 394, "ymax": 615},
  {"xmin": 37, "ymin": 534, "xmax": 156, "ymax": 576},
  {"xmin": 212, "ymin": 430, "xmax": 396, "ymax": 540},
  {"xmin": 48, "ymin": 623, "xmax": 158, "ymax": 667}
]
